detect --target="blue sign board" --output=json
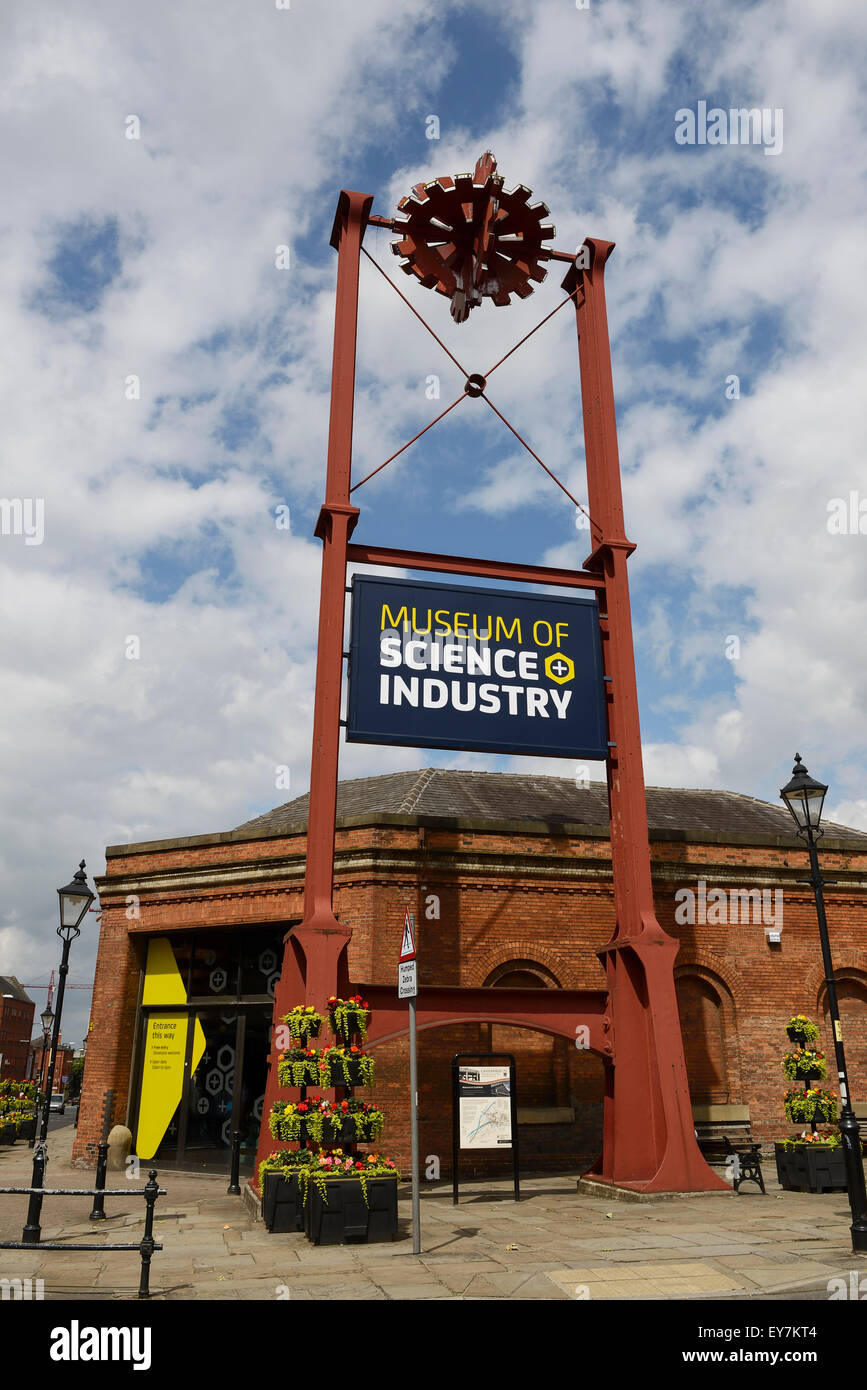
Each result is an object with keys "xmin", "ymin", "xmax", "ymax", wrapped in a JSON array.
[{"xmin": 346, "ymin": 575, "xmax": 608, "ymax": 760}]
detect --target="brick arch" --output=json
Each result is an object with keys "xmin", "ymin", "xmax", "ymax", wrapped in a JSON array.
[
  {"xmin": 805, "ymin": 951, "xmax": 867, "ymax": 1010},
  {"xmin": 484, "ymin": 958, "xmax": 563, "ymax": 989},
  {"xmin": 806, "ymin": 960, "xmax": 867, "ymax": 1106},
  {"xmin": 673, "ymin": 958, "xmax": 743, "ymax": 1107},
  {"xmin": 465, "ymin": 939, "xmax": 604, "ymax": 990},
  {"xmin": 673, "ymin": 949, "xmax": 747, "ymax": 1012}
]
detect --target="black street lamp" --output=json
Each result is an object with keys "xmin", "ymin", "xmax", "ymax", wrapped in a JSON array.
[
  {"xmin": 780, "ymin": 755, "xmax": 867, "ymax": 1254},
  {"xmin": 22, "ymin": 861, "xmax": 94, "ymax": 1245},
  {"xmin": 29, "ymin": 1006, "xmax": 54, "ymax": 1149}
]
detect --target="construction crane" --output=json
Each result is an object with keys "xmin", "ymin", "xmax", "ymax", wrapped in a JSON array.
[
  {"xmin": 22, "ymin": 970, "xmax": 94, "ymax": 1010},
  {"xmin": 22, "ymin": 900, "xmax": 99, "ymax": 1008}
]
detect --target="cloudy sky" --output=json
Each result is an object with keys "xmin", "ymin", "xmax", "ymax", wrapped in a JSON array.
[{"xmin": 2, "ymin": 0, "xmax": 866, "ymax": 1044}]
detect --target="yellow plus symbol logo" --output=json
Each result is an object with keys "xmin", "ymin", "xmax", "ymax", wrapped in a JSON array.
[{"xmin": 545, "ymin": 652, "xmax": 574, "ymax": 684}]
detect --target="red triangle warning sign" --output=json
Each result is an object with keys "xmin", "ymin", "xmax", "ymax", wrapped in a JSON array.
[{"xmin": 399, "ymin": 909, "xmax": 416, "ymax": 961}]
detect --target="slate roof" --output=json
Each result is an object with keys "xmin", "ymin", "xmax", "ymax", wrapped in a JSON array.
[
  {"xmin": 0, "ymin": 976, "xmax": 33, "ymax": 1003},
  {"xmin": 233, "ymin": 769, "xmax": 867, "ymax": 844}
]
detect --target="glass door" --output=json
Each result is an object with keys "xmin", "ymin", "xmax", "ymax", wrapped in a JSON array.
[{"xmin": 183, "ymin": 1013, "xmax": 239, "ymax": 1167}]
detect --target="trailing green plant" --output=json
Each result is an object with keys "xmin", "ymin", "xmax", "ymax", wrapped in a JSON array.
[
  {"xmin": 270, "ymin": 1098, "xmax": 318, "ymax": 1144},
  {"xmin": 281, "ymin": 1006, "xmax": 325, "ymax": 1044},
  {"xmin": 277, "ymin": 1047, "xmax": 321, "ymax": 1088},
  {"xmin": 269, "ymin": 1095, "xmax": 385, "ymax": 1144},
  {"xmin": 786, "ymin": 1014, "xmax": 819, "ymax": 1046},
  {"xmin": 258, "ymin": 1148, "xmax": 315, "ymax": 1191},
  {"xmin": 297, "ymin": 1150, "xmax": 400, "ymax": 1207},
  {"xmin": 328, "ymin": 1098, "xmax": 385, "ymax": 1142},
  {"xmin": 0, "ymin": 1081, "xmax": 37, "ymax": 1103},
  {"xmin": 327, "ymin": 994, "xmax": 371, "ymax": 1043},
  {"xmin": 783, "ymin": 1086, "xmax": 838, "ymax": 1124},
  {"xmin": 782, "ymin": 1048, "xmax": 827, "ymax": 1082},
  {"xmin": 317, "ymin": 1043, "xmax": 375, "ymax": 1088},
  {"xmin": 0, "ymin": 1098, "xmax": 37, "ymax": 1117},
  {"xmin": 777, "ymin": 1127, "xmax": 843, "ymax": 1150}
]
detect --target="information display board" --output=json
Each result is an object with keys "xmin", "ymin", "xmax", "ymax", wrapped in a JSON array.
[
  {"xmin": 451, "ymin": 1053, "xmax": 520, "ymax": 1204},
  {"xmin": 457, "ymin": 1064, "xmax": 513, "ymax": 1149}
]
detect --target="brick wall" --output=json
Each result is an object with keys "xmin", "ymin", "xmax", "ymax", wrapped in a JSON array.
[{"xmin": 75, "ymin": 814, "xmax": 867, "ymax": 1175}]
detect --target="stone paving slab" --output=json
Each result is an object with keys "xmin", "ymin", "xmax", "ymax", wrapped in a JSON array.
[{"xmin": 546, "ymin": 1261, "xmax": 744, "ymax": 1299}]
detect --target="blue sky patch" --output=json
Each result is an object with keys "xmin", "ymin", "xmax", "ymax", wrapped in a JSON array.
[{"xmin": 30, "ymin": 215, "xmax": 121, "ymax": 317}]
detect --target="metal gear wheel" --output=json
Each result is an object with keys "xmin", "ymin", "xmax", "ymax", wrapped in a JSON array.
[{"xmin": 390, "ymin": 151, "xmax": 555, "ymax": 323}]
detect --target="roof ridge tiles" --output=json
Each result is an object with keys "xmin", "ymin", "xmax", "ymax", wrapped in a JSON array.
[{"xmin": 397, "ymin": 767, "xmax": 439, "ymax": 814}]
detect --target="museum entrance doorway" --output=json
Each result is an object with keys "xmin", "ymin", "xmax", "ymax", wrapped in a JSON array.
[{"xmin": 130, "ymin": 927, "xmax": 283, "ymax": 1174}]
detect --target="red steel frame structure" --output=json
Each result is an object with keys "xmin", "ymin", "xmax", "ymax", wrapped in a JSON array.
[{"xmin": 254, "ymin": 186, "xmax": 726, "ymax": 1193}]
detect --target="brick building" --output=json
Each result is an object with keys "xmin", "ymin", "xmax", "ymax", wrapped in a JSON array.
[
  {"xmin": 73, "ymin": 771, "xmax": 867, "ymax": 1177},
  {"xmin": 0, "ymin": 977, "xmax": 35, "ymax": 1082},
  {"xmin": 27, "ymin": 1039, "xmax": 75, "ymax": 1095}
]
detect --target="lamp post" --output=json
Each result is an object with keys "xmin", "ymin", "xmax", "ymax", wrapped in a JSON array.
[
  {"xmin": 22, "ymin": 860, "xmax": 94, "ymax": 1245},
  {"xmin": 29, "ymin": 1007, "xmax": 54, "ymax": 1149},
  {"xmin": 780, "ymin": 755, "xmax": 867, "ymax": 1254}
]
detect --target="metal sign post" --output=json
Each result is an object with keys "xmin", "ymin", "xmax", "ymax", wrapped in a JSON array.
[{"xmin": 398, "ymin": 909, "xmax": 420, "ymax": 1254}]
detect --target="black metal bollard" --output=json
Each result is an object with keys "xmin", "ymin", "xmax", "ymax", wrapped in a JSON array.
[
  {"xmin": 22, "ymin": 1145, "xmax": 46, "ymax": 1245},
  {"xmin": 226, "ymin": 1130, "xmax": 242, "ymax": 1195},
  {"xmin": 89, "ymin": 1141, "xmax": 109, "ymax": 1220},
  {"xmin": 137, "ymin": 1170, "xmax": 159, "ymax": 1299}
]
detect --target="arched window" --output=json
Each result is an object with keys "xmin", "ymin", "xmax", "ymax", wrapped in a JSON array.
[
  {"xmin": 675, "ymin": 973, "xmax": 730, "ymax": 1104},
  {"xmin": 485, "ymin": 959, "xmax": 560, "ymax": 991},
  {"xmin": 821, "ymin": 973, "xmax": 867, "ymax": 1112}
]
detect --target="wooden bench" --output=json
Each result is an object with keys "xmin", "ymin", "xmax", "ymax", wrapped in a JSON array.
[{"xmin": 698, "ymin": 1133, "xmax": 765, "ymax": 1194}]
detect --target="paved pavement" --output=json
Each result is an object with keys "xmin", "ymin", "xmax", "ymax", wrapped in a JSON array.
[{"xmin": 1, "ymin": 1127, "xmax": 865, "ymax": 1301}]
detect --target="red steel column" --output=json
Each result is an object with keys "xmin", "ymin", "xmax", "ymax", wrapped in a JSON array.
[
  {"xmin": 564, "ymin": 241, "xmax": 726, "ymax": 1191},
  {"xmin": 296, "ymin": 189, "xmax": 372, "ymax": 995},
  {"xmin": 254, "ymin": 190, "xmax": 371, "ymax": 1187}
]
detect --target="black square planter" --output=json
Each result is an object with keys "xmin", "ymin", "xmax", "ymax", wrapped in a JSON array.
[
  {"xmin": 327, "ymin": 1060, "xmax": 371, "ymax": 1089},
  {"xmin": 262, "ymin": 1170, "xmax": 305, "ymax": 1233},
  {"xmin": 774, "ymin": 1143, "xmax": 848, "ymax": 1193},
  {"xmin": 304, "ymin": 1176, "xmax": 398, "ymax": 1245},
  {"xmin": 327, "ymin": 1118, "xmax": 376, "ymax": 1146}
]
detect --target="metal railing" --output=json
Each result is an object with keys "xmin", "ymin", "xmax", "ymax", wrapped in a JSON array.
[{"xmin": 0, "ymin": 1169, "xmax": 165, "ymax": 1298}]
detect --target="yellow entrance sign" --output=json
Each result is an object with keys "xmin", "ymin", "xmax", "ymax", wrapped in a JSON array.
[{"xmin": 137, "ymin": 939, "xmax": 205, "ymax": 1160}]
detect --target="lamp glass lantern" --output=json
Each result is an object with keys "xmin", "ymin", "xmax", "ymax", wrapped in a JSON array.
[
  {"xmin": 57, "ymin": 860, "xmax": 94, "ymax": 938},
  {"xmin": 40, "ymin": 1006, "xmax": 54, "ymax": 1035},
  {"xmin": 780, "ymin": 753, "xmax": 827, "ymax": 836}
]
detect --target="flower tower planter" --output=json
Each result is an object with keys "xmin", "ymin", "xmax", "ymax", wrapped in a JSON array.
[
  {"xmin": 260, "ymin": 996, "xmax": 399, "ymax": 1242},
  {"xmin": 775, "ymin": 1015, "xmax": 850, "ymax": 1193},
  {"xmin": 0, "ymin": 1081, "xmax": 38, "ymax": 1147}
]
